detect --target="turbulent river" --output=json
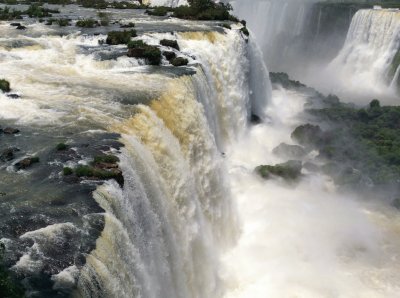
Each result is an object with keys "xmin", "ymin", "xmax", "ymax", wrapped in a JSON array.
[{"xmin": 0, "ymin": 2, "xmax": 400, "ymax": 298}]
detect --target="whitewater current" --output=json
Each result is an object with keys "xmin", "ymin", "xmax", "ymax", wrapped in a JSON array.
[{"xmin": 1, "ymin": 4, "xmax": 400, "ymax": 298}]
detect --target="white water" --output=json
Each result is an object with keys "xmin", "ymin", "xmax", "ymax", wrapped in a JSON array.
[
  {"xmin": 143, "ymin": 0, "xmax": 188, "ymax": 7},
  {"xmin": 222, "ymin": 87, "xmax": 400, "ymax": 298},
  {"xmin": 321, "ymin": 9, "xmax": 400, "ymax": 103},
  {"xmin": 2, "ymin": 9, "xmax": 400, "ymax": 298},
  {"xmin": 74, "ymin": 30, "xmax": 263, "ymax": 298}
]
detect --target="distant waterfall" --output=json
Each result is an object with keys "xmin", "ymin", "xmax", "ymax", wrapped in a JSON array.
[
  {"xmin": 75, "ymin": 30, "xmax": 271, "ymax": 298},
  {"xmin": 328, "ymin": 9, "xmax": 400, "ymax": 95}
]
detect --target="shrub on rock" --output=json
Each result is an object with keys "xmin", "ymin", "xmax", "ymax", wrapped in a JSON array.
[
  {"xmin": 256, "ymin": 160, "xmax": 302, "ymax": 181},
  {"xmin": 127, "ymin": 40, "xmax": 161, "ymax": 65},
  {"xmin": 106, "ymin": 30, "xmax": 137, "ymax": 45},
  {"xmin": 170, "ymin": 57, "xmax": 188, "ymax": 67},
  {"xmin": 160, "ymin": 39, "xmax": 179, "ymax": 50},
  {"xmin": 0, "ymin": 79, "xmax": 10, "ymax": 92}
]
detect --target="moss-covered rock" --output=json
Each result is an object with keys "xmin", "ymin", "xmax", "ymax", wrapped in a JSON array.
[
  {"xmin": 0, "ymin": 79, "xmax": 10, "ymax": 93},
  {"xmin": 127, "ymin": 40, "xmax": 162, "ymax": 65},
  {"xmin": 163, "ymin": 51, "xmax": 176, "ymax": 61},
  {"xmin": 170, "ymin": 57, "xmax": 188, "ymax": 67},
  {"xmin": 146, "ymin": 6, "xmax": 170, "ymax": 16},
  {"xmin": 256, "ymin": 160, "xmax": 302, "ymax": 181},
  {"xmin": 56, "ymin": 143, "xmax": 68, "ymax": 151},
  {"xmin": 160, "ymin": 39, "xmax": 179, "ymax": 50},
  {"xmin": 291, "ymin": 124, "xmax": 323, "ymax": 147},
  {"xmin": 106, "ymin": 30, "xmax": 136, "ymax": 45},
  {"xmin": 15, "ymin": 156, "xmax": 39, "ymax": 170},
  {"xmin": 76, "ymin": 18, "xmax": 98, "ymax": 28}
]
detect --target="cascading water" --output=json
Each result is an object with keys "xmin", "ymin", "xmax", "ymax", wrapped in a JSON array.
[
  {"xmin": 72, "ymin": 30, "xmax": 271, "ymax": 297},
  {"xmin": 324, "ymin": 8, "xmax": 400, "ymax": 101}
]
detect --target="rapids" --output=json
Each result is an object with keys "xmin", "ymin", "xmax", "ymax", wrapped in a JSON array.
[{"xmin": 0, "ymin": 2, "xmax": 400, "ymax": 298}]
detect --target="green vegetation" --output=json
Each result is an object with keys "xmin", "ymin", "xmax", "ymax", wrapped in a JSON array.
[
  {"xmin": 73, "ymin": 154, "xmax": 123, "ymax": 185},
  {"xmin": 170, "ymin": 57, "xmax": 188, "ymax": 66},
  {"xmin": 106, "ymin": 30, "xmax": 137, "ymax": 45},
  {"xmin": 240, "ymin": 26, "xmax": 249, "ymax": 36},
  {"xmin": 97, "ymin": 11, "xmax": 110, "ymax": 26},
  {"xmin": 303, "ymin": 99, "xmax": 400, "ymax": 185},
  {"xmin": 146, "ymin": 6, "xmax": 170, "ymax": 16},
  {"xmin": 0, "ymin": 7, "xmax": 22, "ymax": 21},
  {"xmin": 0, "ymin": 79, "xmax": 10, "ymax": 93},
  {"xmin": 56, "ymin": 143, "xmax": 67, "ymax": 151},
  {"xmin": 256, "ymin": 160, "xmax": 302, "ymax": 181},
  {"xmin": 120, "ymin": 22, "xmax": 135, "ymax": 28},
  {"xmin": 270, "ymin": 72, "xmax": 306, "ymax": 89},
  {"xmin": 127, "ymin": 40, "xmax": 162, "ymax": 65},
  {"xmin": 141, "ymin": 0, "xmax": 239, "ymax": 21},
  {"xmin": 26, "ymin": 4, "xmax": 59, "ymax": 18},
  {"xmin": 46, "ymin": 18, "xmax": 70, "ymax": 26},
  {"xmin": 0, "ymin": 263, "xmax": 24, "ymax": 298},
  {"xmin": 93, "ymin": 154, "xmax": 119, "ymax": 164},
  {"xmin": 63, "ymin": 167, "xmax": 73, "ymax": 175},
  {"xmin": 76, "ymin": 18, "xmax": 98, "ymax": 28}
]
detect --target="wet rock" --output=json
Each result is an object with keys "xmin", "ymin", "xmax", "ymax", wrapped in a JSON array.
[
  {"xmin": 163, "ymin": 51, "xmax": 176, "ymax": 61},
  {"xmin": 160, "ymin": 39, "xmax": 180, "ymax": 50},
  {"xmin": 291, "ymin": 124, "xmax": 323, "ymax": 147},
  {"xmin": 127, "ymin": 47, "xmax": 145, "ymax": 58},
  {"xmin": 256, "ymin": 160, "xmax": 302, "ymax": 181},
  {"xmin": 16, "ymin": 25, "xmax": 27, "ymax": 30},
  {"xmin": 0, "ymin": 192, "xmax": 6, "ymax": 197},
  {"xmin": 250, "ymin": 114, "xmax": 261, "ymax": 124},
  {"xmin": 15, "ymin": 156, "xmax": 39, "ymax": 170},
  {"xmin": 1, "ymin": 127, "xmax": 20, "ymax": 134},
  {"xmin": 273, "ymin": 143, "xmax": 307, "ymax": 159},
  {"xmin": 6, "ymin": 93, "xmax": 20, "ymax": 99},
  {"xmin": 170, "ymin": 57, "xmax": 188, "ymax": 67},
  {"xmin": 0, "ymin": 79, "xmax": 10, "ymax": 93},
  {"xmin": 10, "ymin": 23, "xmax": 21, "ymax": 27},
  {"xmin": 0, "ymin": 147, "xmax": 20, "ymax": 162}
]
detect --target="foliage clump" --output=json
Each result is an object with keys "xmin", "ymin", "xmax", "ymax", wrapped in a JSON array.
[
  {"xmin": 127, "ymin": 40, "xmax": 162, "ymax": 65},
  {"xmin": 106, "ymin": 30, "xmax": 137, "ymax": 45},
  {"xmin": 0, "ymin": 79, "xmax": 10, "ymax": 93},
  {"xmin": 76, "ymin": 18, "xmax": 98, "ymax": 28},
  {"xmin": 256, "ymin": 160, "xmax": 302, "ymax": 181}
]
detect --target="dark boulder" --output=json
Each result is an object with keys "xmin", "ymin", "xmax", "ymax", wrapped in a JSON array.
[
  {"xmin": 291, "ymin": 124, "xmax": 323, "ymax": 147},
  {"xmin": 250, "ymin": 114, "xmax": 262, "ymax": 124},
  {"xmin": 163, "ymin": 51, "xmax": 176, "ymax": 61},
  {"xmin": 16, "ymin": 25, "xmax": 27, "ymax": 30},
  {"xmin": 0, "ymin": 147, "xmax": 20, "ymax": 162},
  {"xmin": 0, "ymin": 79, "xmax": 10, "ymax": 93},
  {"xmin": 170, "ymin": 57, "xmax": 188, "ymax": 67},
  {"xmin": 10, "ymin": 23, "xmax": 21, "ymax": 27},
  {"xmin": 7, "ymin": 93, "xmax": 20, "ymax": 99},
  {"xmin": 15, "ymin": 156, "xmax": 39, "ymax": 170},
  {"xmin": 1, "ymin": 127, "xmax": 20, "ymax": 134},
  {"xmin": 160, "ymin": 39, "xmax": 179, "ymax": 50}
]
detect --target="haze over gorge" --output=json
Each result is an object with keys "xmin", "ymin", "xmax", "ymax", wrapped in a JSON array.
[{"xmin": 0, "ymin": 0, "xmax": 400, "ymax": 297}]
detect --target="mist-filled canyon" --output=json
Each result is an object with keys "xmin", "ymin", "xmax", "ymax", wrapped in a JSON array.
[{"xmin": 0, "ymin": 0, "xmax": 400, "ymax": 297}]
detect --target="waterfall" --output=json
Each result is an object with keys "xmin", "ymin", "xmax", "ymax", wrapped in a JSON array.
[
  {"xmin": 327, "ymin": 9, "xmax": 400, "ymax": 96},
  {"xmin": 74, "ymin": 30, "xmax": 272, "ymax": 298}
]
